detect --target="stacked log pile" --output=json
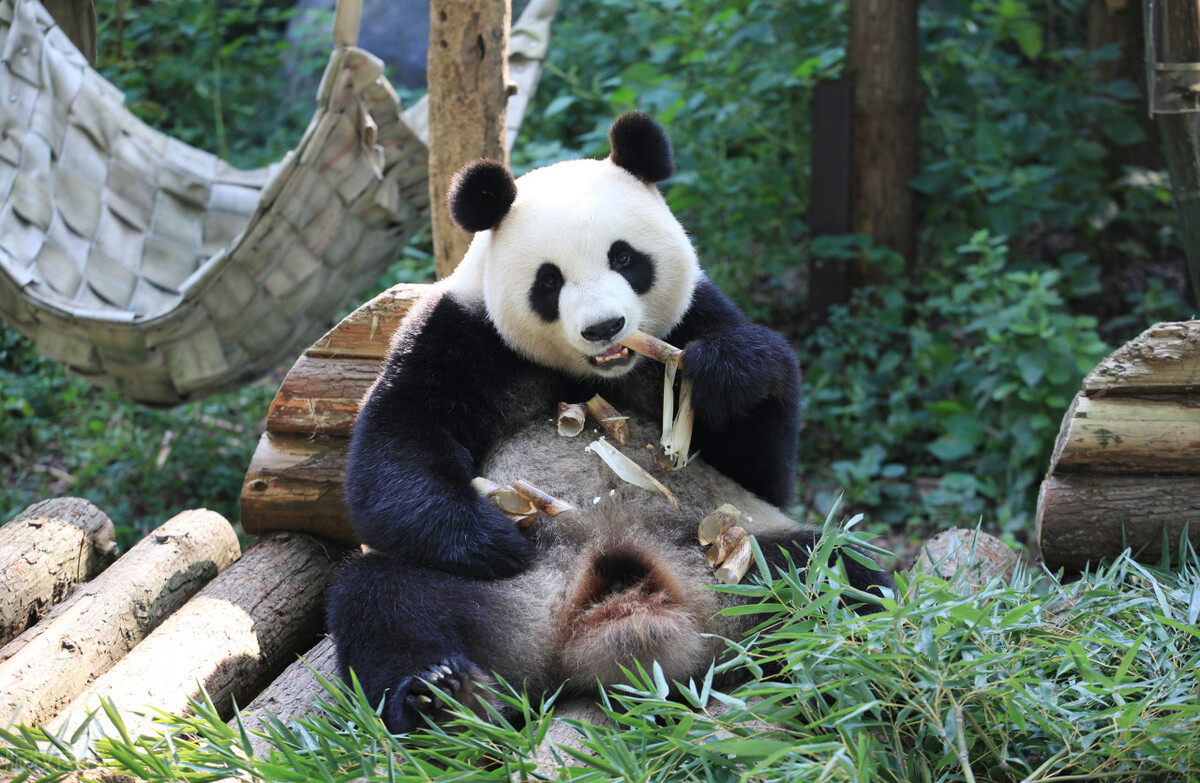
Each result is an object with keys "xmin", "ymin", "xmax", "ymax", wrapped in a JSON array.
[
  {"xmin": 1037, "ymin": 320, "xmax": 1200, "ymax": 571},
  {"xmin": 240, "ymin": 282, "xmax": 429, "ymax": 540},
  {"xmin": 0, "ymin": 499, "xmax": 344, "ymax": 746}
]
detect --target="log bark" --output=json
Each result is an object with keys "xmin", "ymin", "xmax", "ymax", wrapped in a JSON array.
[
  {"xmin": 1050, "ymin": 392, "xmax": 1200, "ymax": 473},
  {"xmin": 1037, "ymin": 474, "xmax": 1200, "ymax": 571},
  {"xmin": 847, "ymin": 0, "xmax": 920, "ymax": 277},
  {"xmin": 231, "ymin": 636, "xmax": 339, "ymax": 758},
  {"xmin": 240, "ymin": 434, "xmax": 353, "ymax": 541},
  {"xmin": 428, "ymin": 0, "xmax": 511, "ymax": 279},
  {"xmin": 1083, "ymin": 321, "xmax": 1200, "ymax": 395},
  {"xmin": 266, "ymin": 355, "xmax": 381, "ymax": 437},
  {"xmin": 49, "ymin": 533, "xmax": 345, "ymax": 744},
  {"xmin": 0, "ymin": 510, "xmax": 239, "ymax": 728},
  {"xmin": 304, "ymin": 284, "xmax": 422, "ymax": 361},
  {"xmin": 0, "ymin": 498, "xmax": 117, "ymax": 646}
]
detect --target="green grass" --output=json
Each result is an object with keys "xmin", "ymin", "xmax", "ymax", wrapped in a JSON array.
[{"xmin": 3, "ymin": 524, "xmax": 1197, "ymax": 782}]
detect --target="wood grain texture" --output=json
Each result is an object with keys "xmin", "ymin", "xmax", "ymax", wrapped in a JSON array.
[
  {"xmin": 1037, "ymin": 474, "xmax": 1200, "ymax": 572},
  {"xmin": 240, "ymin": 433, "xmax": 353, "ymax": 542},
  {"xmin": 0, "ymin": 509, "xmax": 239, "ymax": 727},
  {"xmin": 0, "ymin": 497, "xmax": 116, "ymax": 646},
  {"xmin": 1083, "ymin": 321, "xmax": 1200, "ymax": 395},
  {"xmin": 49, "ymin": 533, "xmax": 345, "ymax": 744},
  {"xmin": 1050, "ymin": 393, "xmax": 1200, "ymax": 473}
]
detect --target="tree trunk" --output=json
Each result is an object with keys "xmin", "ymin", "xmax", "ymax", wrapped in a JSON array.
[
  {"xmin": 847, "ymin": 0, "xmax": 920, "ymax": 280},
  {"xmin": 241, "ymin": 433, "xmax": 353, "ymax": 541},
  {"xmin": 1089, "ymin": 0, "xmax": 1161, "ymax": 169},
  {"xmin": 0, "ymin": 510, "xmax": 239, "ymax": 728},
  {"xmin": 49, "ymin": 533, "xmax": 344, "ymax": 744},
  {"xmin": 428, "ymin": 0, "xmax": 511, "ymax": 279},
  {"xmin": 0, "ymin": 498, "xmax": 116, "ymax": 646},
  {"xmin": 231, "ymin": 636, "xmax": 339, "ymax": 758}
]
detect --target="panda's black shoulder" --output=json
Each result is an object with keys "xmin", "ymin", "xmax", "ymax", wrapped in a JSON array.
[
  {"xmin": 666, "ymin": 277, "xmax": 744, "ymax": 343},
  {"xmin": 370, "ymin": 290, "xmax": 517, "ymax": 404}
]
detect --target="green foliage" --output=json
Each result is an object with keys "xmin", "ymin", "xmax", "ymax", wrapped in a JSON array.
[
  {"xmin": 3, "ymin": 523, "xmax": 1198, "ymax": 781},
  {"xmin": 804, "ymin": 232, "xmax": 1112, "ymax": 532},
  {"xmin": 95, "ymin": 0, "xmax": 326, "ymax": 168},
  {"xmin": 0, "ymin": 327, "xmax": 273, "ymax": 549}
]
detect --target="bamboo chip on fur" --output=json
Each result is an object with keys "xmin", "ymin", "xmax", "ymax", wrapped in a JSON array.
[
  {"xmin": 714, "ymin": 536, "xmax": 754, "ymax": 585},
  {"xmin": 618, "ymin": 331, "xmax": 694, "ymax": 470},
  {"xmin": 556, "ymin": 402, "xmax": 586, "ymax": 437},
  {"xmin": 706, "ymin": 526, "xmax": 749, "ymax": 569},
  {"xmin": 512, "ymin": 480, "xmax": 575, "ymax": 517},
  {"xmin": 585, "ymin": 394, "xmax": 629, "ymax": 445},
  {"xmin": 471, "ymin": 477, "xmax": 537, "ymax": 517},
  {"xmin": 585, "ymin": 438, "xmax": 680, "ymax": 509},
  {"xmin": 698, "ymin": 504, "xmax": 743, "ymax": 547}
]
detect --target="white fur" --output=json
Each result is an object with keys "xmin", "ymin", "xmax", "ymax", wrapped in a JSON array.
[{"xmin": 447, "ymin": 158, "xmax": 701, "ymax": 377}]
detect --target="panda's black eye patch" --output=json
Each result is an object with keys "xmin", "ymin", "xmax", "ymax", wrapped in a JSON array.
[
  {"xmin": 609, "ymin": 241, "xmax": 654, "ymax": 295},
  {"xmin": 529, "ymin": 262, "xmax": 563, "ymax": 323}
]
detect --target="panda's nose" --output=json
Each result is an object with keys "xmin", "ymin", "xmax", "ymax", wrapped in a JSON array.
[{"xmin": 581, "ymin": 316, "xmax": 625, "ymax": 343}]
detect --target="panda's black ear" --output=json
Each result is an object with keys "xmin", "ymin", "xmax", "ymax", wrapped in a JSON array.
[
  {"xmin": 448, "ymin": 159, "xmax": 518, "ymax": 232},
  {"xmin": 608, "ymin": 112, "xmax": 674, "ymax": 184}
]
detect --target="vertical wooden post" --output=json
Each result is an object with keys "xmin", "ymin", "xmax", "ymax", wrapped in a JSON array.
[
  {"xmin": 807, "ymin": 77, "xmax": 854, "ymax": 327},
  {"xmin": 846, "ymin": 0, "xmax": 920, "ymax": 283},
  {"xmin": 1089, "ymin": 0, "xmax": 1160, "ymax": 169},
  {"xmin": 427, "ymin": 0, "xmax": 511, "ymax": 280},
  {"xmin": 43, "ymin": 0, "xmax": 96, "ymax": 66},
  {"xmin": 1154, "ymin": 0, "xmax": 1200, "ymax": 302}
]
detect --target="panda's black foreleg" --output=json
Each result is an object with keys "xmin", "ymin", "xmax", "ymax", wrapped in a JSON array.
[
  {"xmin": 326, "ymin": 552, "xmax": 500, "ymax": 733},
  {"xmin": 755, "ymin": 530, "xmax": 895, "ymax": 615}
]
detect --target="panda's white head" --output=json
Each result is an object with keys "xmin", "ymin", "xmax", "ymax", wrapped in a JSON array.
[{"xmin": 446, "ymin": 113, "xmax": 701, "ymax": 378}]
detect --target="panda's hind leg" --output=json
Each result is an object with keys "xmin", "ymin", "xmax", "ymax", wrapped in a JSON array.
[{"xmin": 325, "ymin": 552, "xmax": 505, "ymax": 733}]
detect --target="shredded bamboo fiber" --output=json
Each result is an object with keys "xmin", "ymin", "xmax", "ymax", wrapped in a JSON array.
[{"xmin": 0, "ymin": 0, "xmax": 557, "ymax": 404}]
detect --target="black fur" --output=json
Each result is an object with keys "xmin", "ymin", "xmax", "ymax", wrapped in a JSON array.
[
  {"xmin": 448, "ymin": 159, "xmax": 518, "ymax": 232},
  {"xmin": 344, "ymin": 280, "xmax": 802, "ymax": 579},
  {"xmin": 528, "ymin": 263, "xmax": 563, "ymax": 323},
  {"xmin": 609, "ymin": 112, "xmax": 674, "ymax": 184},
  {"xmin": 665, "ymin": 279, "xmax": 802, "ymax": 508},
  {"xmin": 608, "ymin": 240, "xmax": 655, "ymax": 295}
]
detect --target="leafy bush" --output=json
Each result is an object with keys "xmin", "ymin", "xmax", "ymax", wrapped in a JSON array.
[{"xmin": 4, "ymin": 524, "xmax": 1197, "ymax": 781}]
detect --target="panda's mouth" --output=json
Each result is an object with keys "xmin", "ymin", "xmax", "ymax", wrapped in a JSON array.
[{"xmin": 587, "ymin": 345, "xmax": 632, "ymax": 369}]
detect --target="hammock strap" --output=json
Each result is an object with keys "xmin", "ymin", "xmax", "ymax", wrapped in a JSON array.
[{"xmin": 332, "ymin": 0, "xmax": 362, "ymax": 48}]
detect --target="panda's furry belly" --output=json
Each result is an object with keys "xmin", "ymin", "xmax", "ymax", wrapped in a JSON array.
[{"xmin": 467, "ymin": 414, "xmax": 799, "ymax": 695}]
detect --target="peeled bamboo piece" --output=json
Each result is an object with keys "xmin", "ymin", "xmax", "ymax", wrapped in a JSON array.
[
  {"xmin": 585, "ymin": 437, "xmax": 679, "ymax": 509},
  {"xmin": 619, "ymin": 330, "xmax": 683, "ymax": 369},
  {"xmin": 714, "ymin": 536, "xmax": 754, "ymax": 585},
  {"xmin": 0, "ymin": 498, "xmax": 118, "ymax": 646},
  {"xmin": 585, "ymin": 395, "xmax": 629, "ymax": 445},
  {"xmin": 513, "ymin": 480, "xmax": 575, "ymax": 517},
  {"xmin": 0, "ymin": 509, "xmax": 240, "ymax": 728},
  {"xmin": 49, "ymin": 533, "xmax": 342, "ymax": 745},
  {"xmin": 698, "ymin": 504, "xmax": 742, "ymax": 546},
  {"xmin": 706, "ymin": 526, "xmax": 749, "ymax": 569},
  {"xmin": 556, "ymin": 402, "xmax": 586, "ymax": 437}
]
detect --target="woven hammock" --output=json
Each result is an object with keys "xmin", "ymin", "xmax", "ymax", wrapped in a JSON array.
[{"xmin": 0, "ymin": 0, "xmax": 558, "ymax": 405}]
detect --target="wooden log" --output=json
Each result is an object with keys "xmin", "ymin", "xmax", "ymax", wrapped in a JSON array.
[
  {"xmin": 0, "ymin": 510, "xmax": 240, "ymax": 728},
  {"xmin": 913, "ymin": 528, "xmax": 1020, "ymax": 591},
  {"xmin": 304, "ymin": 283, "xmax": 423, "ymax": 361},
  {"xmin": 1050, "ymin": 392, "xmax": 1200, "ymax": 474},
  {"xmin": 240, "ymin": 433, "xmax": 353, "ymax": 541},
  {"xmin": 231, "ymin": 636, "xmax": 339, "ymax": 758},
  {"xmin": 49, "ymin": 533, "xmax": 345, "ymax": 743},
  {"xmin": 0, "ymin": 498, "xmax": 117, "ymax": 646},
  {"xmin": 265, "ymin": 355, "xmax": 380, "ymax": 437},
  {"xmin": 1083, "ymin": 321, "xmax": 1200, "ymax": 395},
  {"xmin": 1037, "ymin": 474, "xmax": 1200, "ymax": 572}
]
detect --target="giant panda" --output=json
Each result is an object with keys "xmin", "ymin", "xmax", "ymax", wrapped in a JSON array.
[
  {"xmin": 342, "ymin": 112, "xmax": 803, "ymax": 581},
  {"xmin": 328, "ymin": 412, "xmax": 894, "ymax": 733}
]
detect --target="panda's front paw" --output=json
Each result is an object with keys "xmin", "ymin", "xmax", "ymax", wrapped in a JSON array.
[
  {"xmin": 682, "ymin": 325, "xmax": 796, "ymax": 430},
  {"xmin": 438, "ymin": 503, "xmax": 534, "ymax": 580},
  {"xmin": 388, "ymin": 655, "xmax": 488, "ymax": 733}
]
